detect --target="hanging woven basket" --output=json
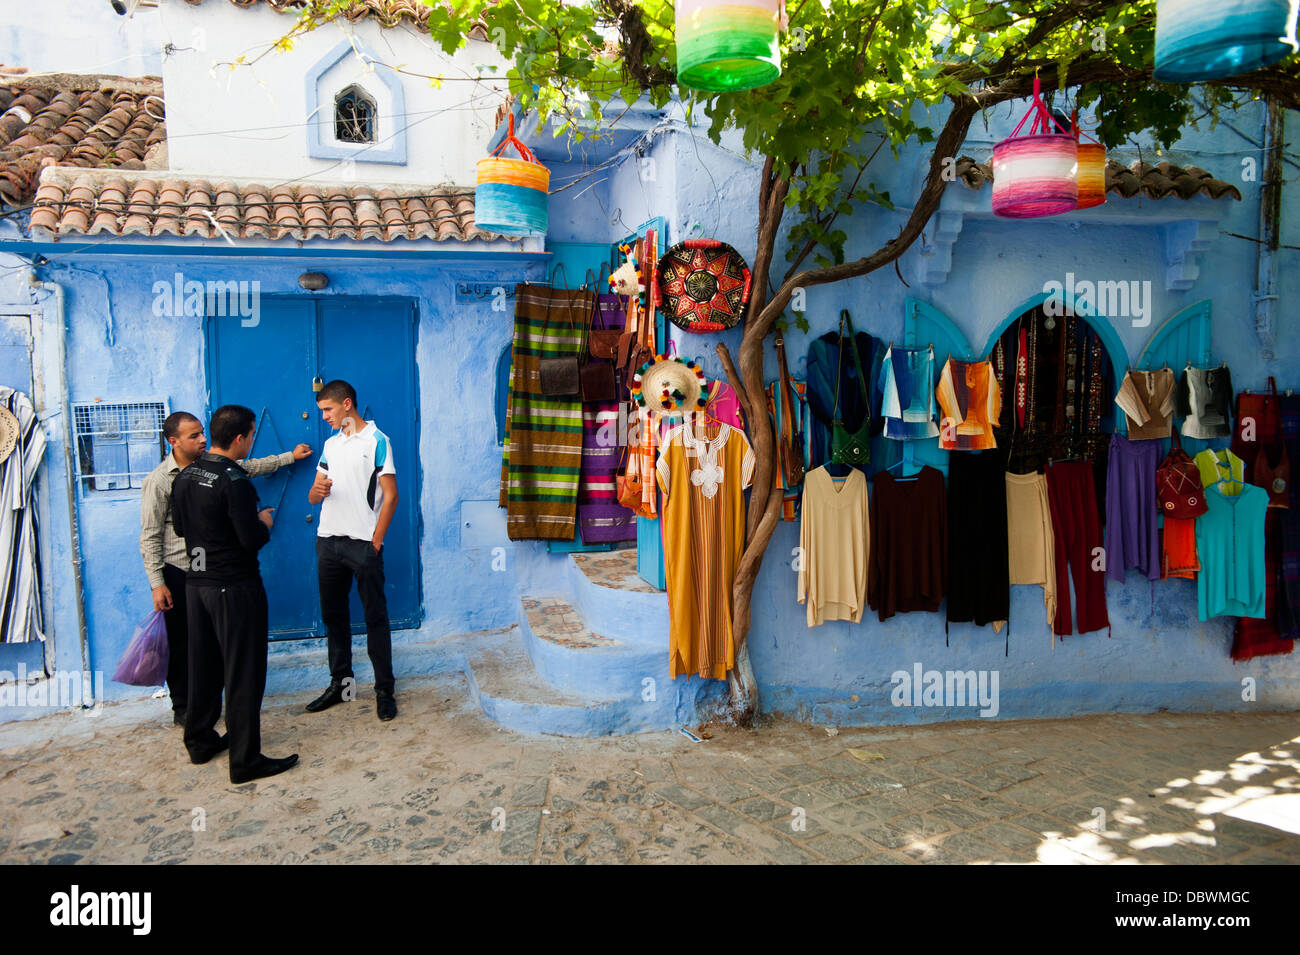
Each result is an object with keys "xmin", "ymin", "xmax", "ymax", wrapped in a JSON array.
[
  {"xmin": 1072, "ymin": 111, "xmax": 1107, "ymax": 210},
  {"xmin": 992, "ymin": 77, "xmax": 1078, "ymax": 219},
  {"xmin": 657, "ymin": 239, "xmax": 752, "ymax": 333},
  {"xmin": 675, "ymin": 0, "xmax": 783, "ymax": 92},
  {"xmin": 1154, "ymin": 0, "xmax": 1300, "ymax": 82},
  {"xmin": 474, "ymin": 114, "xmax": 549, "ymax": 237}
]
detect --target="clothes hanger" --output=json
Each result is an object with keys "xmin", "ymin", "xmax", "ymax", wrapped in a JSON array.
[{"xmin": 886, "ymin": 443, "xmax": 922, "ymax": 479}]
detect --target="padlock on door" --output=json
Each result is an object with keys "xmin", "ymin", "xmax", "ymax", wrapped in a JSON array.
[{"xmin": 312, "ymin": 376, "xmax": 324, "ymax": 393}]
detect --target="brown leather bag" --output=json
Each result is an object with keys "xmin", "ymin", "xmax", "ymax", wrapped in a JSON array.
[
  {"xmin": 587, "ymin": 265, "xmax": 623, "ymax": 361},
  {"xmin": 775, "ymin": 332, "xmax": 805, "ymax": 487},
  {"xmin": 618, "ymin": 296, "xmax": 654, "ymax": 382},
  {"xmin": 580, "ymin": 361, "xmax": 617, "ymax": 403},
  {"xmin": 537, "ymin": 268, "xmax": 586, "ymax": 397}
]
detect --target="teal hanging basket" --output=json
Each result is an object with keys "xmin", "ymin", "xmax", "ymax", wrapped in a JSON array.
[{"xmin": 1154, "ymin": 0, "xmax": 1300, "ymax": 81}]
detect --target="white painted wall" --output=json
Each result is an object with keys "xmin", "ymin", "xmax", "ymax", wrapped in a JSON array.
[
  {"xmin": 158, "ymin": 0, "xmax": 509, "ymax": 186},
  {"xmin": 0, "ymin": 0, "xmax": 162, "ymax": 75}
]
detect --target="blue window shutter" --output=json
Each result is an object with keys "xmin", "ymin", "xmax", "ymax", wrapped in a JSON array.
[
  {"xmin": 1136, "ymin": 298, "xmax": 1214, "ymax": 456},
  {"xmin": 901, "ymin": 297, "xmax": 975, "ymax": 477}
]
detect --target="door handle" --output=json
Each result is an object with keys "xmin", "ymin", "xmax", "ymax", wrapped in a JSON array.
[{"xmin": 305, "ymin": 515, "xmax": 313, "ymax": 523}]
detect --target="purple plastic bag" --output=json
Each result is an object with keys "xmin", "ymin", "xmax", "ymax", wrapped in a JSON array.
[{"xmin": 112, "ymin": 610, "xmax": 169, "ymax": 686}]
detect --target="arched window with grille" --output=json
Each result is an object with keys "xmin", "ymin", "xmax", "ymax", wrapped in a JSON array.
[{"xmin": 335, "ymin": 86, "xmax": 377, "ymax": 144}]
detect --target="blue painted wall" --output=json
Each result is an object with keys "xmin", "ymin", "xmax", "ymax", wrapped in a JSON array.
[
  {"xmin": 10, "ymin": 252, "xmax": 592, "ymax": 705},
  {"xmin": 541, "ymin": 96, "xmax": 1300, "ymax": 724},
  {"xmin": 1, "ymin": 91, "xmax": 1295, "ymax": 727}
]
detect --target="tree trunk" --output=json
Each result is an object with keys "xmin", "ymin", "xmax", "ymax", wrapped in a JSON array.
[{"xmin": 716, "ymin": 97, "xmax": 982, "ymax": 725}]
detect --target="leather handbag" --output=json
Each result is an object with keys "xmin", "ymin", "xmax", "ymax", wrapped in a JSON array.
[
  {"xmin": 1157, "ymin": 426, "xmax": 1207, "ymax": 519},
  {"xmin": 830, "ymin": 310, "xmax": 872, "ymax": 466},
  {"xmin": 587, "ymin": 265, "xmax": 623, "ymax": 361},
  {"xmin": 775, "ymin": 332, "xmax": 805, "ymax": 487},
  {"xmin": 580, "ymin": 359, "xmax": 617, "ymax": 403},
  {"xmin": 537, "ymin": 268, "xmax": 586, "ymax": 398},
  {"xmin": 615, "ymin": 438, "xmax": 644, "ymax": 511},
  {"xmin": 618, "ymin": 295, "xmax": 654, "ymax": 384}
]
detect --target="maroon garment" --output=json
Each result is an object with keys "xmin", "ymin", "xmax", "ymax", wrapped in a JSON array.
[
  {"xmin": 1047, "ymin": 460, "xmax": 1110, "ymax": 636},
  {"xmin": 868, "ymin": 466, "xmax": 947, "ymax": 621}
]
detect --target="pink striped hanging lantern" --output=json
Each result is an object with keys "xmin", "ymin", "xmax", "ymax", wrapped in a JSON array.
[
  {"xmin": 1072, "ymin": 111, "xmax": 1107, "ymax": 210},
  {"xmin": 992, "ymin": 77, "xmax": 1078, "ymax": 218}
]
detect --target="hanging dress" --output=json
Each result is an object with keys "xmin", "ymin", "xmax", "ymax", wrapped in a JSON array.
[
  {"xmin": 936, "ymin": 358, "xmax": 1001, "ymax": 451},
  {"xmin": 797, "ymin": 466, "xmax": 869, "ymax": 626},
  {"xmin": 655, "ymin": 421, "xmax": 754, "ymax": 680},
  {"xmin": 947, "ymin": 450, "xmax": 1010, "ymax": 631},
  {"xmin": 867, "ymin": 467, "xmax": 946, "ymax": 621},
  {"xmin": 879, "ymin": 345, "xmax": 940, "ymax": 440}
]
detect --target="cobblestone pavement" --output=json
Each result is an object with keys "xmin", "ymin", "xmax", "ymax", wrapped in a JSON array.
[{"xmin": 1, "ymin": 675, "xmax": 1297, "ymax": 864}]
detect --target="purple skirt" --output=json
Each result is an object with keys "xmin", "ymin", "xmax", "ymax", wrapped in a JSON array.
[{"xmin": 1105, "ymin": 433, "xmax": 1161, "ymax": 581}]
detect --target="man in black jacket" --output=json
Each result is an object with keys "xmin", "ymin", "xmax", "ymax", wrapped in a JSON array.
[{"xmin": 172, "ymin": 405, "xmax": 298, "ymax": 784}]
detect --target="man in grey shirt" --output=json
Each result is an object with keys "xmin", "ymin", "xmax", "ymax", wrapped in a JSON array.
[{"xmin": 140, "ymin": 411, "xmax": 310, "ymax": 726}]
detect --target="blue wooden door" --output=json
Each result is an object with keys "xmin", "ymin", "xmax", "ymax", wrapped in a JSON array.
[
  {"xmin": 206, "ymin": 300, "xmax": 321, "ymax": 637},
  {"xmin": 206, "ymin": 297, "xmax": 421, "ymax": 638},
  {"xmin": 316, "ymin": 298, "xmax": 421, "ymax": 631}
]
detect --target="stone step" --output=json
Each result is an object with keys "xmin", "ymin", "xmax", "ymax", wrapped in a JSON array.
[
  {"xmin": 566, "ymin": 550, "xmax": 669, "ymax": 648},
  {"xmin": 518, "ymin": 594, "xmax": 668, "ymax": 703},
  {"xmin": 265, "ymin": 635, "xmax": 460, "ymax": 699},
  {"xmin": 458, "ymin": 628, "xmax": 674, "ymax": 737}
]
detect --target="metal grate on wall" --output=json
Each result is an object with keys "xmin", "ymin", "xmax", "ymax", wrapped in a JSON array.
[{"xmin": 72, "ymin": 400, "xmax": 168, "ymax": 493}]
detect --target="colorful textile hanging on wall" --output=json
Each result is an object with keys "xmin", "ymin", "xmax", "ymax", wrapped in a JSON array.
[
  {"xmin": 1154, "ymin": 0, "xmax": 1300, "ymax": 82},
  {"xmin": 675, "ymin": 0, "xmax": 783, "ymax": 92},
  {"xmin": 657, "ymin": 239, "xmax": 752, "ymax": 333},
  {"xmin": 475, "ymin": 114, "xmax": 549, "ymax": 237},
  {"xmin": 993, "ymin": 77, "xmax": 1078, "ymax": 219}
]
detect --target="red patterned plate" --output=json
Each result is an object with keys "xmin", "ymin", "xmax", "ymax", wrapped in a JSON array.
[{"xmin": 656, "ymin": 239, "xmax": 752, "ymax": 333}]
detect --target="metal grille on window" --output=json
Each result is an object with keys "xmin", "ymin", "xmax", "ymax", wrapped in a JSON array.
[
  {"xmin": 335, "ymin": 86, "xmax": 376, "ymax": 144},
  {"xmin": 72, "ymin": 400, "xmax": 168, "ymax": 493}
]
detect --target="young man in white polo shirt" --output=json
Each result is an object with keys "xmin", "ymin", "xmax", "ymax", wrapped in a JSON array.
[{"xmin": 305, "ymin": 380, "xmax": 399, "ymax": 721}]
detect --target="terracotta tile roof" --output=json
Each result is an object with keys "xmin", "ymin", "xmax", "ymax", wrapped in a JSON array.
[
  {"xmin": 0, "ymin": 70, "xmax": 165, "ymax": 208},
  {"xmin": 28, "ymin": 167, "xmax": 503, "ymax": 243},
  {"xmin": 950, "ymin": 156, "xmax": 1243, "ymax": 202},
  {"xmin": 183, "ymin": 0, "xmax": 491, "ymax": 37}
]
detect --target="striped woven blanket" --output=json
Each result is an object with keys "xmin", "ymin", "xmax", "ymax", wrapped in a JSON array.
[{"xmin": 500, "ymin": 282, "xmax": 594, "ymax": 540}]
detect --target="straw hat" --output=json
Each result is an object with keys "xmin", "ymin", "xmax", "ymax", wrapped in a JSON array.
[
  {"xmin": 631, "ymin": 355, "xmax": 708, "ymax": 415},
  {"xmin": 0, "ymin": 404, "xmax": 18, "ymax": 466}
]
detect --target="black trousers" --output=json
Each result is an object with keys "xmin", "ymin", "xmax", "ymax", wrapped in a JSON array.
[
  {"xmin": 184, "ymin": 578, "xmax": 268, "ymax": 777},
  {"xmin": 317, "ymin": 535, "xmax": 394, "ymax": 694},
  {"xmin": 162, "ymin": 562, "xmax": 190, "ymax": 713}
]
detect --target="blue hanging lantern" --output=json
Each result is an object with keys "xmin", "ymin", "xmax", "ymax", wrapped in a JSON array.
[{"xmin": 1154, "ymin": 0, "xmax": 1300, "ymax": 82}]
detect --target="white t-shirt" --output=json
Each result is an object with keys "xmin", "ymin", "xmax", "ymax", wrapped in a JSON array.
[{"xmin": 316, "ymin": 420, "xmax": 396, "ymax": 541}]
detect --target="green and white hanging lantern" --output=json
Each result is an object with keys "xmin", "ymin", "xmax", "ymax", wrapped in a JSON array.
[{"xmin": 675, "ymin": 0, "xmax": 783, "ymax": 92}]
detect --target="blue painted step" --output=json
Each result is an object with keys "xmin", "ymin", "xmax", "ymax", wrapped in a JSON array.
[
  {"xmin": 518, "ymin": 594, "xmax": 669, "ymax": 707},
  {"xmin": 566, "ymin": 550, "xmax": 669, "ymax": 648},
  {"xmin": 454, "ymin": 628, "xmax": 669, "ymax": 737}
]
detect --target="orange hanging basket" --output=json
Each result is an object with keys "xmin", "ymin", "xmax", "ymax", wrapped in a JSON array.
[{"xmin": 1072, "ymin": 111, "xmax": 1107, "ymax": 210}]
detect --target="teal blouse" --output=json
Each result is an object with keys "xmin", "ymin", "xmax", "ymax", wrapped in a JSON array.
[{"xmin": 1195, "ymin": 482, "xmax": 1268, "ymax": 620}]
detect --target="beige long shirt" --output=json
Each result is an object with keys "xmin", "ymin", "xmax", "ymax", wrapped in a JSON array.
[
  {"xmin": 1006, "ymin": 471, "xmax": 1056, "ymax": 632},
  {"xmin": 797, "ymin": 466, "xmax": 869, "ymax": 626},
  {"xmin": 139, "ymin": 449, "xmax": 293, "ymax": 588}
]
